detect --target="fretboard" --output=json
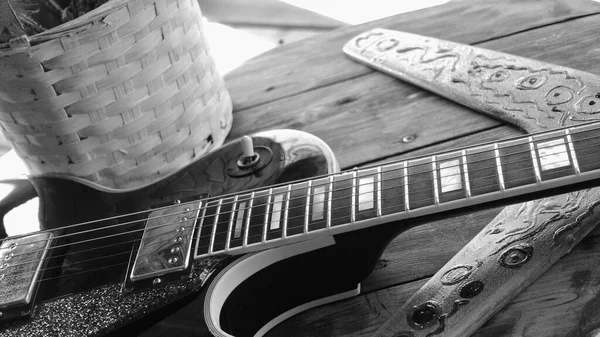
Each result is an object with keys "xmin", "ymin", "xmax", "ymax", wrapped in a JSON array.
[{"xmin": 193, "ymin": 121, "xmax": 600, "ymax": 259}]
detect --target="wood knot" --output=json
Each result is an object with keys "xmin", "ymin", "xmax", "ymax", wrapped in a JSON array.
[
  {"xmin": 407, "ymin": 302, "xmax": 440, "ymax": 330},
  {"xmin": 460, "ymin": 281, "xmax": 485, "ymax": 298},
  {"xmin": 499, "ymin": 244, "xmax": 533, "ymax": 268},
  {"xmin": 441, "ymin": 265, "xmax": 473, "ymax": 285}
]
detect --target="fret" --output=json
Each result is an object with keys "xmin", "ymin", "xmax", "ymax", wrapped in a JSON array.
[
  {"xmin": 248, "ymin": 190, "xmax": 269, "ymax": 244},
  {"xmin": 432, "ymin": 156, "xmax": 439, "ymax": 204},
  {"xmin": 267, "ymin": 185, "xmax": 288, "ymax": 241},
  {"xmin": 494, "ymin": 143, "xmax": 505, "ymax": 191},
  {"xmin": 225, "ymin": 196, "xmax": 237, "ymax": 250},
  {"xmin": 195, "ymin": 199, "xmax": 216, "ymax": 257},
  {"xmin": 437, "ymin": 151, "xmax": 467, "ymax": 203},
  {"xmin": 528, "ymin": 137, "xmax": 542, "ymax": 183},
  {"xmin": 565, "ymin": 129, "xmax": 580, "ymax": 174},
  {"xmin": 566, "ymin": 123, "xmax": 600, "ymax": 173},
  {"xmin": 305, "ymin": 180, "xmax": 311, "ymax": 234},
  {"xmin": 466, "ymin": 144, "xmax": 500, "ymax": 196},
  {"xmin": 331, "ymin": 172, "xmax": 353, "ymax": 226},
  {"xmin": 498, "ymin": 138, "xmax": 536, "ymax": 189},
  {"xmin": 404, "ymin": 162, "xmax": 410, "ymax": 210},
  {"xmin": 380, "ymin": 162, "xmax": 405, "ymax": 215},
  {"xmin": 462, "ymin": 150, "xmax": 471, "ymax": 198},
  {"xmin": 262, "ymin": 189, "xmax": 272, "ymax": 243},
  {"xmin": 407, "ymin": 157, "xmax": 435, "ymax": 210},
  {"xmin": 282, "ymin": 185, "xmax": 291, "ymax": 238},
  {"xmin": 219, "ymin": 196, "xmax": 236, "ymax": 250},
  {"xmin": 532, "ymin": 130, "xmax": 575, "ymax": 181},
  {"xmin": 287, "ymin": 181, "xmax": 308, "ymax": 236},
  {"xmin": 243, "ymin": 193, "xmax": 255, "ymax": 245},
  {"xmin": 308, "ymin": 177, "xmax": 330, "ymax": 232},
  {"xmin": 328, "ymin": 176, "xmax": 333, "ymax": 228},
  {"xmin": 208, "ymin": 199, "xmax": 222, "ymax": 254},
  {"xmin": 377, "ymin": 167, "xmax": 382, "ymax": 216},
  {"xmin": 214, "ymin": 197, "xmax": 234, "ymax": 252},
  {"xmin": 352, "ymin": 171, "xmax": 357, "ymax": 222},
  {"xmin": 356, "ymin": 168, "xmax": 378, "ymax": 221}
]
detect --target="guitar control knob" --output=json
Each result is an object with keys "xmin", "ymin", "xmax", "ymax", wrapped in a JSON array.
[
  {"xmin": 241, "ymin": 136, "xmax": 255, "ymax": 158},
  {"xmin": 237, "ymin": 136, "xmax": 260, "ymax": 169},
  {"xmin": 227, "ymin": 135, "xmax": 273, "ymax": 177}
]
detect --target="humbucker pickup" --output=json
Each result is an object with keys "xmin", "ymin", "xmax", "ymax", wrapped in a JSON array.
[
  {"xmin": 0, "ymin": 232, "xmax": 52, "ymax": 319},
  {"xmin": 130, "ymin": 201, "xmax": 201, "ymax": 282}
]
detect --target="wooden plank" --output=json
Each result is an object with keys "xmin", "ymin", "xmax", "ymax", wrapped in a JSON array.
[
  {"xmin": 235, "ymin": 26, "xmax": 327, "ymax": 46},
  {"xmin": 228, "ymin": 73, "xmax": 499, "ymax": 169},
  {"xmin": 225, "ymin": 0, "xmax": 600, "ymax": 111},
  {"xmin": 228, "ymin": 12, "xmax": 600, "ymax": 170},
  {"xmin": 197, "ymin": 0, "xmax": 344, "ymax": 28}
]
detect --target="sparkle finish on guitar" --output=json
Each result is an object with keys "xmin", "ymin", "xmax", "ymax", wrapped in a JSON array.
[
  {"xmin": 2, "ymin": 122, "xmax": 600, "ymax": 336},
  {"xmin": 0, "ymin": 129, "xmax": 339, "ymax": 336}
]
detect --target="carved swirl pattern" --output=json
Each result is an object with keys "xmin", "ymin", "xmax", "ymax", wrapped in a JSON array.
[{"xmin": 349, "ymin": 29, "xmax": 600, "ymax": 129}]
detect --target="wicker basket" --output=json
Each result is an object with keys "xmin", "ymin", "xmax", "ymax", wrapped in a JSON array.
[{"xmin": 0, "ymin": 0, "xmax": 232, "ymax": 190}]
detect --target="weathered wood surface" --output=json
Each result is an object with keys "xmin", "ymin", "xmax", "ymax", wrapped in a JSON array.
[
  {"xmin": 198, "ymin": 0, "xmax": 344, "ymax": 28},
  {"xmin": 226, "ymin": 2, "xmax": 600, "ymax": 170},
  {"xmin": 198, "ymin": 0, "xmax": 341, "ymax": 47},
  {"xmin": 220, "ymin": 0, "xmax": 600, "ymax": 336},
  {"xmin": 342, "ymin": 28, "xmax": 600, "ymax": 337},
  {"xmin": 225, "ymin": 0, "xmax": 600, "ymax": 111}
]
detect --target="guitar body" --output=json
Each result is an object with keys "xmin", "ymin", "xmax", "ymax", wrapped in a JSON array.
[{"xmin": 0, "ymin": 129, "xmax": 401, "ymax": 337}]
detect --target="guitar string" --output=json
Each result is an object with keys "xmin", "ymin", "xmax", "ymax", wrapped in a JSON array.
[
  {"xmin": 193, "ymin": 162, "xmax": 582, "ymax": 252},
  {"xmin": 3, "ymin": 123, "xmax": 586, "ymax": 245},
  {"xmin": 1, "ymin": 164, "xmax": 536, "ymax": 268},
  {"xmin": 2, "ymin": 140, "xmax": 592, "ymax": 271},
  {"xmin": 0, "ymin": 143, "xmax": 591, "ymax": 261},
  {"xmin": 0, "ymin": 127, "xmax": 596, "ymax": 259},
  {"xmin": 2, "ymin": 159, "xmax": 587, "ymax": 278},
  {"xmin": 1, "ymin": 128, "xmax": 591, "ymax": 250},
  {"xmin": 2, "ymin": 168, "xmax": 566, "ymax": 283},
  {"xmin": 4, "ymin": 123, "xmax": 600, "ymax": 268},
  {"xmin": 2, "ymin": 146, "xmax": 578, "ymax": 261}
]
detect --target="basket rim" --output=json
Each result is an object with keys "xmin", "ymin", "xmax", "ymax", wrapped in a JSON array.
[{"xmin": 0, "ymin": 0, "xmax": 162, "ymax": 50}]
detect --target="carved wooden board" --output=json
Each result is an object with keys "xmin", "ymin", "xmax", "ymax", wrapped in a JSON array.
[
  {"xmin": 343, "ymin": 28, "xmax": 600, "ymax": 133},
  {"xmin": 343, "ymin": 28, "xmax": 600, "ymax": 337}
]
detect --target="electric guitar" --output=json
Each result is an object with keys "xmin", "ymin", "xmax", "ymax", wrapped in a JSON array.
[{"xmin": 1, "ymin": 122, "xmax": 600, "ymax": 337}]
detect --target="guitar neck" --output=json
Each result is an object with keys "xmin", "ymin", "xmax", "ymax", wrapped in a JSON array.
[{"xmin": 192, "ymin": 121, "xmax": 600, "ymax": 259}]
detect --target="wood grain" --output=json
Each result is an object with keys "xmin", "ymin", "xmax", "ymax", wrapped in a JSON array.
[
  {"xmin": 228, "ymin": 13, "xmax": 600, "ymax": 171},
  {"xmin": 224, "ymin": 0, "xmax": 600, "ymax": 111},
  {"xmin": 340, "ymin": 27, "xmax": 600, "ymax": 337},
  {"xmin": 219, "ymin": 1, "xmax": 600, "ymax": 336},
  {"xmin": 197, "ymin": 0, "xmax": 344, "ymax": 28},
  {"xmin": 267, "ymin": 226, "xmax": 600, "ymax": 337}
]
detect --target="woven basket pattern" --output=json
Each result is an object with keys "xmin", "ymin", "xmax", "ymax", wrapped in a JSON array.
[{"xmin": 0, "ymin": 0, "xmax": 232, "ymax": 189}]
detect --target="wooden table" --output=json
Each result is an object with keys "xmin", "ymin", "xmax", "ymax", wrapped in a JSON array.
[{"xmin": 220, "ymin": 1, "xmax": 600, "ymax": 336}]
